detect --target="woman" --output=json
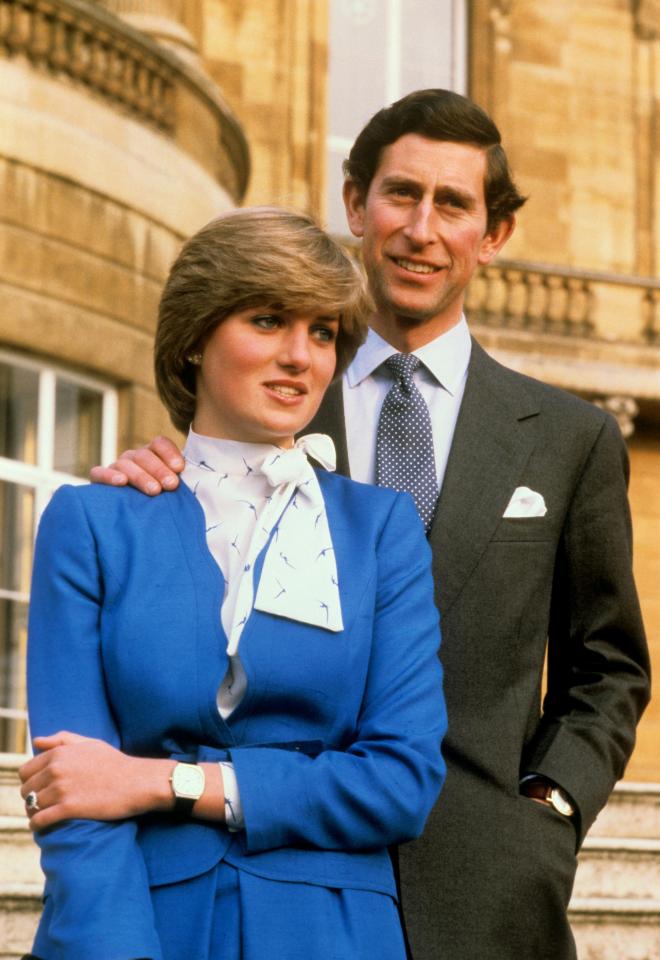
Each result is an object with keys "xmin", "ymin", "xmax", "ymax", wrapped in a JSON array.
[{"xmin": 20, "ymin": 208, "xmax": 445, "ymax": 960}]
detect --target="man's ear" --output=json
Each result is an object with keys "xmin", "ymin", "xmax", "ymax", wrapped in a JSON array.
[
  {"xmin": 343, "ymin": 179, "xmax": 366, "ymax": 238},
  {"xmin": 477, "ymin": 215, "xmax": 515, "ymax": 265}
]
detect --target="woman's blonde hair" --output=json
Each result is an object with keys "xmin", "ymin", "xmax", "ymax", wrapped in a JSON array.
[{"xmin": 155, "ymin": 206, "xmax": 372, "ymax": 433}]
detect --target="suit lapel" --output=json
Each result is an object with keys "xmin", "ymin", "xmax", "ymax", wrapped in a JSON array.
[
  {"xmin": 428, "ymin": 340, "xmax": 540, "ymax": 615},
  {"xmin": 304, "ymin": 378, "xmax": 350, "ymax": 477}
]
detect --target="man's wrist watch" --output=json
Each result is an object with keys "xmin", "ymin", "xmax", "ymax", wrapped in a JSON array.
[
  {"xmin": 522, "ymin": 777, "xmax": 575, "ymax": 817},
  {"xmin": 170, "ymin": 762, "xmax": 205, "ymax": 816}
]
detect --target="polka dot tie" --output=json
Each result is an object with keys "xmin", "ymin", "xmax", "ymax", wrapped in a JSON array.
[{"xmin": 376, "ymin": 354, "xmax": 438, "ymax": 531}]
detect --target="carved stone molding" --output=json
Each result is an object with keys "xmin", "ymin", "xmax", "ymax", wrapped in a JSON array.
[
  {"xmin": 97, "ymin": 0, "xmax": 200, "ymax": 65},
  {"xmin": 489, "ymin": 0, "xmax": 512, "ymax": 54},
  {"xmin": 592, "ymin": 395, "xmax": 640, "ymax": 438}
]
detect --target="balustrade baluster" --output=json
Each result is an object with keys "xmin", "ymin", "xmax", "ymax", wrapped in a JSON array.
[
  {"xmin": 643, "ymin": 289, "xmax": 660, "ymax": 344},
  {"xmin": 3, "ymin": 0, "xmax": 31, "ymax": 53}
]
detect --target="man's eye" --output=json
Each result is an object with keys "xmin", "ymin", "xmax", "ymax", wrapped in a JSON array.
[{"xmin": 439, "ymin": 195, "xmax": 467, "ymax": 210}]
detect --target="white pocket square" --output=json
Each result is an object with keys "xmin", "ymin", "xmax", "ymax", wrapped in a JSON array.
[{"xmin": 503, "ymin": 486, "xmax": 547, "ymax": 518}]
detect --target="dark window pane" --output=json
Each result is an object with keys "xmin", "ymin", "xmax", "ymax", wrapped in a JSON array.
[
  {"xmin": 0, "ymin": 480, "xmax": 34, "ymax": 593},
  {"xmin": 54, "ymin": 380, "xmax": 103, "ymax": 477},
  {"xmin": 0, "ymin": 597, "xmax": 28, "ymax": 753},
  {"xmin": 0, "ymin": 361, "xmax": 39, "ymax": 464}
]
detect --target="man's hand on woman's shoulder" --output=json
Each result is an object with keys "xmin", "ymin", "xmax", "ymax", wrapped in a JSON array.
[{"xmin": 89, "ymin": 435, "xmax": 184, "ymax": 494}]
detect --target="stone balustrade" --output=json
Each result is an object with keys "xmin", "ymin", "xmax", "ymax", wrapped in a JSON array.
[
  {"xmin": 0, "ymin": 0, "xmax": 249, "ymax": 201},
  {"xmin": 466, "ymin": 258, "xmax": 660, "ymax": 346}
]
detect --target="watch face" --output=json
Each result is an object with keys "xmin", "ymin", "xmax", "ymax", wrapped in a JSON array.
[
  {"xmin": 550, "ymin": 787, "xmax": 574, "ymax": 817},
  {"xmin": 172, "ymin": 763, "xmax": 205, "ymax": 800}
]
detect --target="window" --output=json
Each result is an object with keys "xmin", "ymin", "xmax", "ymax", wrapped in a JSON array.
[
  {"xmin": 326, "ymin": 0, "xmax": 468, "ymax": 235},
  {"xmin": 0, "ymin": 351, "xmax": 117, "ymax": 753}
]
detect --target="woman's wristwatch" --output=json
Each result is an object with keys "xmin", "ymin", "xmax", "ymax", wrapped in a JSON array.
[{"xmin": 170, "ymin": 762, "xmax": 205, "ymax": 816}]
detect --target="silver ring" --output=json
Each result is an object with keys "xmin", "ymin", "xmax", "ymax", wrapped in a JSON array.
[{"xmin": 25, "ymin": 791, "xmax": 40, "ymax": 813}]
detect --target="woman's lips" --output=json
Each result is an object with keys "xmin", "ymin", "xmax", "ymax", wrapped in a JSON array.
[{"xmin": 264, "ymin": 381, "xmax": 307, "ymax": 400}]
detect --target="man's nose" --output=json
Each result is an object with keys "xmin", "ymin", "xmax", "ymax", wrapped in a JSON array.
[{"xmin": 403, "ymin": 201, "xmax": 437, "ymax": 246}]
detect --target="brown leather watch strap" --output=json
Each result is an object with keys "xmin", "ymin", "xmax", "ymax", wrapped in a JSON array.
[{"xmin": 521, "ymin": 778, "xmax": 553, "ymax": 802}]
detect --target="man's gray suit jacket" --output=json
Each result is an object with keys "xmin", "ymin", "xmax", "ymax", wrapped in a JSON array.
[{"xmin": 307, "ymin": 338, "xmax": 650, "ymax": 960}]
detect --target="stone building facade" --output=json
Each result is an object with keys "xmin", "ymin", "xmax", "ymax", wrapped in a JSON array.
[{"xmin": 0, "ymin": 0, "xmax": 658, "ymax": 781}]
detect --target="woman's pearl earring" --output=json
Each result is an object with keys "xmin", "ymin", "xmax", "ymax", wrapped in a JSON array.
[{"xmin": 187, "ymin": 353, "xmax": 202, "ymax": 365}]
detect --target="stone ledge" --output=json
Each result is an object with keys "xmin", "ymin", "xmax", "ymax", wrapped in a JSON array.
[
  {"xmin": 582, "ymin": 837, "xmax": 660, "ymax": 853},
  {"xmin": 0, "ymin": 882, "xmax": 41, "ymax": 960},
  {"xmin": 570, "ymin": 896, "xmax": 660, "ymax": 917}
]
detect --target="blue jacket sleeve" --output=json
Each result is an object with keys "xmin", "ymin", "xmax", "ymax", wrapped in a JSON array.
[
  {"xmin": 27, "ymin": 485, "xmax": 163, "ymax": 960},
  {"xmin": 231, "ymin": 492, "xmax": 446, "ymax": 853}
]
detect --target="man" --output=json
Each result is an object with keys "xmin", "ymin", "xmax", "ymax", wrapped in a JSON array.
[{"xmin": 93, "ymin": 90, "xmax": 650, "ymax": 959}]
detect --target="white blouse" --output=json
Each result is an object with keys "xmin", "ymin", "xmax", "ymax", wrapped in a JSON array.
[{"xmin": 181, "ymin": 429, "xmax": 342, "ymax": 828}]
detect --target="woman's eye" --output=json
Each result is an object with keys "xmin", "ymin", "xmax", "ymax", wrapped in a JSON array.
[
  {"xmin": 252, "ymin": 314, "xmax": 280, "ymax": 329},
  {"xmin": 313, "ymin": 325, "xmax": 337, "ymax": 343}
]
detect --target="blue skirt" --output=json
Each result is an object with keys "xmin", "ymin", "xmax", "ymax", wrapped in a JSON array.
[{"xmin": 150, "ymin": 861, "xmax": 407, "ymax": 960}]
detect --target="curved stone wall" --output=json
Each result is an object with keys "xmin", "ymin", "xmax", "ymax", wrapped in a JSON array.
[{"xmin": 0, "ymin": 0, "xmax": 249, "ymax": 445}]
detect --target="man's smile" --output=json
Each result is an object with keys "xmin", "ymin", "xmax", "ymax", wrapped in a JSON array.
[{"xmin": 390, "ymin": 256, "xmax": 444, "ymax": 275}]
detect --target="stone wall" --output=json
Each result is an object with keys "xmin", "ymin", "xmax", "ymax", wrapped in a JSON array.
[
  {"xmin": 627, "ymin": 434, "xmax": 660, "ymax": 781},
  {"xmin": 195, "ymin": 0, "xmax": 329, "ymax": 213},
  {"xmin": 471, "ymin": 0, "xmax": 659, "ymax": 283}
]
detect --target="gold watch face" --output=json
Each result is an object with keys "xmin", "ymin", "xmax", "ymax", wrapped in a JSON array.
[
  {"xmin": 172, "ymin": 763, "xmax": 205, "ymax": 800},
  {"xmin": 549, "ymin": 787, "xmax": 574, "ymax": 817}
]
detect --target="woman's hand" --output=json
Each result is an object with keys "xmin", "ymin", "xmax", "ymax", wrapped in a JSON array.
[{"xmin": 18, "ymin": 731, "xmax": 175, "ymax": 831}]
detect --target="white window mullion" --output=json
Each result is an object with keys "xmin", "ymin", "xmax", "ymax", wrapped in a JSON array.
[
  {"xmin": 452, "ymin": 0, "xmax": 468, "ymax": 95},
  {"xmin": 37, "ymin": 368, "xmax": 55, "ymax": 471},
  {"xmin": 385, "ymin": 0, "xmax": 402, "ymax": 103},
  {"xmin": 101, "ymin": 386, "xmax": 118, "ymax": 466}
]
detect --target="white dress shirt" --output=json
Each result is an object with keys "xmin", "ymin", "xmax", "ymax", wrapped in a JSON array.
[{"xmin": 343, "ymin": 317, "xmax": 472, "ymax": 489}]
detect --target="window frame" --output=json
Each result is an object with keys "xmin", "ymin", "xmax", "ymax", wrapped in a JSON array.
[
  {"xmin": 325, "ymin": 0, "xmax": 468, "ymax": 236},
  {"xmin": 0, "ymin": 348, "xmax": 118, "ymax": 754}
]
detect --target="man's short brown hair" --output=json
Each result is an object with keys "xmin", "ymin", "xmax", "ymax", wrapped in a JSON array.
[{"xmin": 344, "ymin": 88, "xmax": 526, "ymax": 231}]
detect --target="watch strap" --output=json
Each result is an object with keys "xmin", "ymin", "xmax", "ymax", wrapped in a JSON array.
[
  {"xmin": 173, "ymin": 794, "xmax": 197, "ymax": 817},
  {"xmin": 522, "ymin": 777, "xmax": 574, "ymax": 816}
]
